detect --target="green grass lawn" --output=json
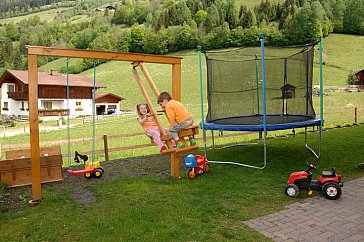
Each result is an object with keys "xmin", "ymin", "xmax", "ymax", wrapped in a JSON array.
[
  {"xmin": 1, "ymin": 124, "xmax": 363, "ymax": 241},
  {"xmin": 0, "ymin": 7, "xmax": 71, "ymax": 25}
]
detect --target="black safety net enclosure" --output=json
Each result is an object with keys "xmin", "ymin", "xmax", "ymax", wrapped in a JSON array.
[{"xmin": 205, "ymin": 45, "xmax": 316, "ymax": 125}]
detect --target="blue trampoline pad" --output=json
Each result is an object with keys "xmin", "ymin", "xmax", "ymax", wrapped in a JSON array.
[{"xmin": 201, "ymin": 115, "xmax": 321, "ymax": 132}]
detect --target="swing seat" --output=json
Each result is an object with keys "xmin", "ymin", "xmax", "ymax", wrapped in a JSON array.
[
  {"xmin": 159, "ymin": 124, "xmax": 199, "ymax": 141},
  {"xmin": 160, "ymin": 125, "xmax": 199, "ymax": 154},
  {"xmin": 67, "ymin": 167, "xmax": 96, "ymax": 176},
  {"xmin": 149, "ymin": 125, "xmax": 199, "ymax": 143}
]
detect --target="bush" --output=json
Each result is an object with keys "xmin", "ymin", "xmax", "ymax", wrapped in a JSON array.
[
  {"xmin": 347, "ymin": 72, "xmax": 358, "ymax": 85},
  {"xmin": 6, "ymin": 120, "xmax": 15, "ymax": 127}
]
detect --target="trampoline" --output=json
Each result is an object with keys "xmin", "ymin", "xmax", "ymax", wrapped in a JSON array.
[{"xmin": 198, "ymin": 33, "xmax": 324, "ymax": 169}]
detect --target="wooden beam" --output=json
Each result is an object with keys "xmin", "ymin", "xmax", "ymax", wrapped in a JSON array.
[
  {"xmin": 26, "ymin": 46, "xmax": 182, "ymax": 65},
  {"xmin": 138, "ymin": 62, "xmax": 160, "ymax": 98},
  {"xmin": 132, "ymin": 66, "xmax": 174, "ymax": 149},
  {"xmin": 172, "ymin": 63, "xmax": 182, "ymax": 101},
  {"xmin": 170, "ymin": 153, "xmax": 180, "ymax": 178},
  {"xmin": 28, "ymin": 54, "xmax": 41, "ymax": 204}
]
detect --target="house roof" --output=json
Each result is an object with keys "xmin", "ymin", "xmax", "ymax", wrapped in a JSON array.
[
  {"xmin": 0, "ymin": 69, "xmax": 106, "ymax": 88},
  {"xmin": 355, "ymin": 69, "xmax": 364, "ymax": 75},
  {"xmin": 96, "ymin": 92, "xmax": 126, "ymax": 101},
  {"xmin": 281, "ymin": 83, "xmax": 296, "ymax": 90}
]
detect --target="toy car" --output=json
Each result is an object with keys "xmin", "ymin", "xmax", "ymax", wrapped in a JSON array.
[
  {"xmin": 185, "ymin": 154, "xmax": 210, "ymax": 179},
  {"xmin": 285, "ymin": 162, "xmax": 343, "ymax": 200},
  {"xmin": 67, "ymin": 151, "xmax": 104, "ymax": 178}
]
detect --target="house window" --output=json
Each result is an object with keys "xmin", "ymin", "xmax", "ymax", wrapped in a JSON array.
[
  {"xmin": 20, "ymin": 102, "xmax": 25, "ymax": 111},
  {"xmin": 8, "ymin": 84, "xmax": 15, "ymax": 92},
  {"xmin": 42, "ymin": 101, "xmax": 52, "ymax": 110},
  {"xmin": 2, "ymin": 102, "xmax": 9, "ymax": 111},
  {"xmin": 76, "ymin": 101, "xmax": 83, "ymax": 110}
]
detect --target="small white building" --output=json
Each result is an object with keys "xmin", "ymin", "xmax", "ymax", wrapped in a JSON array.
[
  {"xmin": 0, "ymin": 69, "xmax": 109, "ymax": 118},
  {"xmin": 96, "ymin": 92, "xmax": 125, "ymax": 115}
]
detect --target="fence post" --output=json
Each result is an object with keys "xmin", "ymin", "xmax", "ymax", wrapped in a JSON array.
[
  {"xmin": 103, "ymin": 134, "xmax": 109, "ymax": 161},
  {"xmin": 355, "ymin": 107, "xmax": 357, "ymax": 124}
]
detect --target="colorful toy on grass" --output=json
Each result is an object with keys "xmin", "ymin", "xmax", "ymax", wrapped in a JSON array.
[
  {"xmin": 185, "ymin": 154, "xmax": 210, "ymax": 179},
  {"xmin": 285, "ymin": 162, "xmax": 343, "ymax": 200},
  {"xmin": 67, "ymin": 151, "xmax": 104, "ymax": 178}
]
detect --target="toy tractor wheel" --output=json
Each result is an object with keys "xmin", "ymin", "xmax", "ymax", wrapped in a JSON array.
[
  {"xmin": 203, "ymin": 163, "xmax": 210, "ymax": 173},
  {"xmin": 93, "ymin": 168, "xmax": 103, "ymax": 178},
  {"xmin": 84, "ymin": 173, "xmax": 92, "ymax": 179},
  {"xmin": 285, "ymin": 184, "xmax": 299, "ymax": 198},
  {"xmin": 187, "ymin": 168, "xmax": 197, "ymax": 179},
  {"xmin": 322, "ymin": 182, "xmax": 341, "ymax": 200}
]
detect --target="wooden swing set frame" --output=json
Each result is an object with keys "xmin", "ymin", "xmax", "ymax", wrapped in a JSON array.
[{"xmin": 26, "ymin": 46, "xmax": 198, "ymax": 205}]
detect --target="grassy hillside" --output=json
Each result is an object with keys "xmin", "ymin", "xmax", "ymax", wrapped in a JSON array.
[
  {"xmin": 0, "ymin": 7, "xmax": 71, "ymax": 25},
  {"xmin": 321, "ymin": 34, "xmax": 364, "ymax": 86}
]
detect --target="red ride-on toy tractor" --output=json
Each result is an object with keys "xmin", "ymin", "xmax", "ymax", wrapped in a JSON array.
[
  {"xmin": 185, "ymin": 154, "xmax": 210, "ymax": 179},
  {"xmin": 285, "ymin": 162, "xmax": 343, "ymax": 200}
]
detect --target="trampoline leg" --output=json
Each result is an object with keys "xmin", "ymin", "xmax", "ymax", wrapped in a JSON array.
[
  {"xmin": 211, "ymin": 130, "xmax": 215, "ymax": 149},
  {"xmin": 207, "ymin": 130, "xmax": 267, "ymax": 170},
  {"xmin": 305, "ymin": 125, "xmax": 321, "ymax": 159}
]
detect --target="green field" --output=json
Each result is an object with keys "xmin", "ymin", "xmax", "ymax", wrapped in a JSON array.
[{"xmin": 0, "ymin": 7, "xmax": 71, "ymax": 25}]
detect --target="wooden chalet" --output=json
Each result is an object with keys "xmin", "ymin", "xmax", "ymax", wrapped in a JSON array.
[{"xmin": 0, "ymin": 69, "xmax": 106, "ymax": 117}]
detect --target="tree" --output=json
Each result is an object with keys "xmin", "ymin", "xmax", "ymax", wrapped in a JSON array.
[
  {"xmin": 154, "ymin": 10, "xmax": 166, "ymax": 31},
  {"xmin": 241, "ymin": 9, "xmax": 257, "ymax": 28},
  {"xmin": 112, "ymin": 4, "xmax": 133, "ymax": 25},
  {"xmin": 203, "ymin": 22, "xmax": 231, "ymax": 49},
  {"xmin": 176, "ymin": 1, "xmax": 192, "ymax": 25},
  {"xmin": 343, "ymin": 0, "xmax": 364, "ymax": 34},
  {"xmin": 174, "ymin": 25, "xmax": 198, "ymax": 51},
  {"xmin": 168, "ymin": 5, "xmax": 177, "ymax": 26},
  {"xmin": 195, "ymin": 10, "xmax": 207, "ymax": 25},
  {"xmin": 143, "ymin": 27, "xmax": 169, "ymax": 54},
  {"xmin": 332, "ymin": 0, "xmax": 345, "ymax": 32},
  {"xmin": 225, "ymin": 0, "xmax": 238, "ymax": 29},
  {"xmin": 5, "ymin": 23, "xmax": 20, "ymax": 41},
  {"xmin": 288, "ymin": 2, "xmax": 327, "ymax": 43},
  {"xmin": 114, "ymin": 28, "xmax": 131, "ymax": 52},
  {"xmin": 130, "ymin": 24, "xmax": 146, "ymax": 53},
  {"xmin": 89, "ymin": 33, "xmax": 117, "ymax": 51},
  {"xmin": 205, "ymin": 4, "xmax": 220, "ymax": 32}
]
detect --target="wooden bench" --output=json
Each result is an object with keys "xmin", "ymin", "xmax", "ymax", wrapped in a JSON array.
[{"xmin": 0, "ymin": 146, "xmax": 63, "ymax": 187}]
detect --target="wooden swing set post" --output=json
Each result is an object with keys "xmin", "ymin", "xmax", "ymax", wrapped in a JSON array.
[
  {"xmin": 28, "ymin": 54, "xmax": 41, "ymax": 205},
  {"xmin": 26, "ymin": 46, "xmax": 184, "ymax": 203}
]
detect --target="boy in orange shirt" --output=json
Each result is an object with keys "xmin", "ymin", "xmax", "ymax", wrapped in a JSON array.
[{"xmin": 157, "ymin": 92, "xmax": 196, "ymax": 148}]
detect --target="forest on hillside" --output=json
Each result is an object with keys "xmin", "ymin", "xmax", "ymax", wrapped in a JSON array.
[{"xmin": 0, "ymin": 0, "xmax": 363, "ymax": 75}]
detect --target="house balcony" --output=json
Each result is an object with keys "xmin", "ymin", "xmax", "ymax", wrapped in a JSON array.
[
  {"xmin": 38, "ymin": 109, "xmax": 68, "ymax": 116},
  {"xmin": 7, "ymin": 91, "xmax": 28, "ymax": 100}
]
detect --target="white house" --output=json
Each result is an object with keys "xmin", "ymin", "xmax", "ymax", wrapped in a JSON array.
[{"xmin": 0, "ymin": 69, "xmax": 110, "ymax": 118}]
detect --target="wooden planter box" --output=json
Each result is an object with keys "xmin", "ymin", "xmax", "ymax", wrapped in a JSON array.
[{"xmin": 0, "ymin": 146, "xmax": 63, "ymax": 187}]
